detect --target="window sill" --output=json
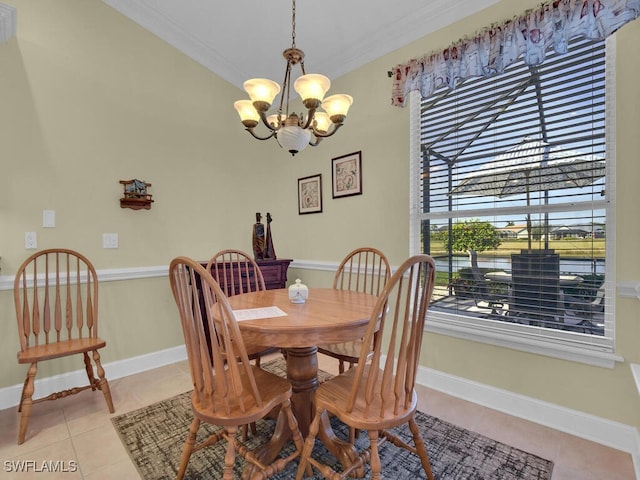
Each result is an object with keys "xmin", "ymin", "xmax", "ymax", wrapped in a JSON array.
[
  {"xmin": 426, "ymin": 313, "xmax": 623, "ymax": 368},
  {"xmin": 631, "ymin": 364, "xmax": 640, "ymax": 397}
]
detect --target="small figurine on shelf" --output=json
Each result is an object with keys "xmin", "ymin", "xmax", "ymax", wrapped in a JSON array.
[
  {"xmin": 119, "ymin": 179, "xmax": 153, "ymax": 210},
  {"xmin": 263, "ymin": 212, "xmax": 277, "ymax": 259},
  {"xmin": 252, "ymin": 212, "xmax": 265, "ymax": 260}
]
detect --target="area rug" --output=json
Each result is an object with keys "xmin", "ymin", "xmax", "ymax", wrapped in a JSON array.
[{"xmin": 112, "ymin": 358, "xmax": 553, "ymax": 479}]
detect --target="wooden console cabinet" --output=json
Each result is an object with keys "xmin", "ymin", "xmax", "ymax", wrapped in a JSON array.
[
  {"xmin": 201, "ymin": 258, "xmax": 292, "ymax": 293},
  {"xmin": 255, "ymin": 258, "xmax": 292, "ymax": 290}
]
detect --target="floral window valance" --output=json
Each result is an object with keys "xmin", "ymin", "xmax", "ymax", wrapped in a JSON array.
[{"xmin": 390, "ymin": 0, "xmax": 639, "ymax": 107}]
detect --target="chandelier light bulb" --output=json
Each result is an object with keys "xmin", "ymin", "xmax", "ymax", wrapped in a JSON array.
[
  {"xmin": 267, "ymin": 113, "xmax": 286, "ymax": 129},
  {"xmin": 313, "ymin": 112, "xmax": 331, "ymax": 133},
  {"xmin": 243, "ymin": 78, "xmax": 281, "ymax": 107},
  {"xmin": 321, "ymin": 94, "xmax": 354, "ymax": 121},
  {"xmin": 294, "ymin": 74, "xmax": 331, "ymax": 104},
  {"xmin": 234, "ymin": 100, "xmax": 260, "ymax": 126}
]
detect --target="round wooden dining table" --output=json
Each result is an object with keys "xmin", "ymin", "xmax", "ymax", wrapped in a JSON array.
[{"xmin": 226, "ymin": 287, "xmax": 377, "ymax": 477}]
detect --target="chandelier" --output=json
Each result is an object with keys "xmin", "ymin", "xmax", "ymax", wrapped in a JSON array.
[{"xmin": 233, "ymin": 0, "xmax": 353, "ymax": 156}]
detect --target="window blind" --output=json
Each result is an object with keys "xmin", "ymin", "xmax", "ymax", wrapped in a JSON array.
[{"xmin": 414, "ymin": 36, "xmax": 612, "ymax": 353}]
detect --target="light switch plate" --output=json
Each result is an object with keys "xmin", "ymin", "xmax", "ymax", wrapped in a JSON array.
[
  {"xmin": 43, "ymin": 210, "xmax": 56, "ymax": 228},
  {"xmin": 102, "ymin": 233, "xmax": 118, "ymax": 249}
]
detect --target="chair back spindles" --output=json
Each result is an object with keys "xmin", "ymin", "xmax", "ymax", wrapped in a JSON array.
[
  {"xmin": 14, "ymin": 249, "xmax": 99, "ymax": 351},
  {"xmin": 347, "ymin": 255, "xmax": 435, "ymax": 417},
  {"xmin": 319, "ymin": 247, "xmax": 392, "ymax": 375},
  {"xmin": 207, "ymin": 249, "xmax": 265, "ymax": 298},
  {"xmin": 205, "ymin": 249, "xmax": 276, "ymax": 367},
  {"xmin": 333, "ymin": 247, "xmax": 390, "ymax": 296}
]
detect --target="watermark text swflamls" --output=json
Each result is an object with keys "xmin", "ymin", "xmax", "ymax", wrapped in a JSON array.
[{"xmin": 4, "ymin": 459, "xmax": 78, "ymax": 473}]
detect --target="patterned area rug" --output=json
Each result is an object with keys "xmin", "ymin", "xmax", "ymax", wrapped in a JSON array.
[{"xmin": 112, "ymin": 358, "xmax": 553, "ymax": 479}]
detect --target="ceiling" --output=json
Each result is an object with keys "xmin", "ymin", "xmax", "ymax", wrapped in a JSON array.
[{"xmin": 102, "ymin": 0, "xmax": 500, "ymax": 90}]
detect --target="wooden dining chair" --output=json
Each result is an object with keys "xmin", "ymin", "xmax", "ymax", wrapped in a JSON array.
[
  {"xmin": 13, "ymin": 248, "xmax": 115, "ymax": 444},
  {"xmin": 207, "ymin": 249, "xmax": 281, "ymax": 440},
  {"xmin": 206, "ymin": 249, "xmax": 278, "ymax": 367},
  {"xmin": 169, "ymin": 256, "xmax": 304, "ymax": 480},
  {"xmin": 296, "ymin": 254, "xmax": 437, "ymax": 480},
  {"xmin": 318, "ymin": 247, "xmax": 391, "ymax": 373}
]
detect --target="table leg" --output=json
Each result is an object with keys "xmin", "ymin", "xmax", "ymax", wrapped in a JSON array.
[
  {"xmin": 285, "ymin": 346, "xmax": 319, "ymax": 437},
  {"xmin": 287, "ymin": 347, "xmax": 363, "ymax": 478}
]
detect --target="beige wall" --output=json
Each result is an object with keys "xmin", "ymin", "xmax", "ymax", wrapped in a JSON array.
[{"xmin": 1, "ymin": 0, "xmax": 639, "ymax": 431}]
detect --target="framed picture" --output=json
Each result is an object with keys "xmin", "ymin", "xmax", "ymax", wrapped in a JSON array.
[
  {"xmin": 332, "ymin": 151, "xmax": 362, "ymax": 198},
  {"xmin": 298, "ymin": 174, "xmax": 323, "ymax": 215}
]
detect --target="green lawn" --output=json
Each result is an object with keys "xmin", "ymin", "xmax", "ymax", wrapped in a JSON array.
[{"xmin": 429, "ymin": 237, "xmax": 605, "ymax": 258}]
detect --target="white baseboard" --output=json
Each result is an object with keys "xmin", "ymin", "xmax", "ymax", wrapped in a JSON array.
[
  {"xmin": 1, "ymin": 346, "xmax": 637, "ymax": 478},
  {"xmin": 416, "ymin": 364, "xmax": 640, "ymax": 479}
]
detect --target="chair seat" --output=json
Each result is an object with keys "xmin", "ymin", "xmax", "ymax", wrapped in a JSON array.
[
  {"xmin": 18, "ymin": 337, "xmax": 107, "ymax": 364},
  {"xmin": 193, "ymin": 365, "xmax": 293, "ymax": 427},
  {"xmin": 318, "ymin": 340, "xmax": 372, "ymax": 363},
  {"xmin": 315, "ymin": 365, "xmax": 418, "ymax": 431}
]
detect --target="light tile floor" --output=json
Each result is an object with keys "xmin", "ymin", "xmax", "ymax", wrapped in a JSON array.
[{"xmin": 0, "ymin": 353, "xmax": 635, "ymax": 479}]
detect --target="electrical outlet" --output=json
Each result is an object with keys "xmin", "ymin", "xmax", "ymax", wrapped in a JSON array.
[
  {"xmin": 25, "ymin": 232, "xmax": 37, "ymax": 249},
  {"xmin": 102, "ymin": 233, "xmax": 119, "ymax": 249}
]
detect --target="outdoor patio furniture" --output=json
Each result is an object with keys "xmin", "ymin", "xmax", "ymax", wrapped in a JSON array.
[
  {"xmin": 509, "ymin": 251, "xmax": 562, "ymax": 324},
  {"xmin": 563, "ymin": 284, "xmax": 605, "ymax": 334},
  {"xmin": 484, "ymin": 271, "xmax": 583, "ymax": 287},
  {"xmin": 468, "ymin": 250, "xmax": 508, "ymax": 316}
]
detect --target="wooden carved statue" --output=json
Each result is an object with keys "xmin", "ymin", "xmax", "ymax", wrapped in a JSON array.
[
  {"xmin": 252, "ymin": 213, "xmax": 265, "ymax": 260},
  {"xmin": 263, "ymin": 212, "xmax": 276, "ymax": 259}
]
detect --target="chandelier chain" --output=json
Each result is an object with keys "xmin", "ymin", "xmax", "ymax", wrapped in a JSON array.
[{"xmin": 291, "ymin": 0, "xmax": 296, "ymax": 49}]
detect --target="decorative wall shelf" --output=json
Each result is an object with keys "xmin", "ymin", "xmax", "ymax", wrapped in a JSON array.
[{"xmin": 119, "ymin": 179, "xmax": 153, "ymax": 210}]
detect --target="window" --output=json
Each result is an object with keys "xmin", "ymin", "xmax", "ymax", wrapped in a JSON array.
[{"xmin": 410, "ymin": 37, "xmax": 617, "ymax": 366}]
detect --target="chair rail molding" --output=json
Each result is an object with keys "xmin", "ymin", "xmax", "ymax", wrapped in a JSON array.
[
  {"xmin": 0, "ymin": 265, "xmax": 168, "ymax": 291},
  {"xmin": 0, "ymin": 3, "xmax": 16, "ymax": 44}
]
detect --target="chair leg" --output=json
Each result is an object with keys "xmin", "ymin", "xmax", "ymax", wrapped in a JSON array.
[
  {"xmin": 241, "ymin": 422, "xmax": 258, "ymax": 441},
  {"xmin": 17, "ymin": 376, "xmax": 29, "ymax": 413},
  {"xmin": 368, "ymin": 429, "xmax": 382, "ymax": 480},
  {"xmin": 408, "ymin": 417, "xmax": 435, "ymax": 480},
  {"xmin": 92, "ymin": 350, "xmax": 115, "ymax": 413},
  {"xmin": 282, "ymin": 398, "xmax": 305, "ymax": 457},
  {"xmin": 18, "ymin": 362, "xmax": 37, "ymax": 445},
  {"xmin": 83, "ymin": 352, "xmax": 97, "ymax": 388},
  {"xmin": 222, "ymin": 426, "xmax": 238, "ymax": 480},
  {"xmin": 295, "ymin": 411, "xmax": 321, "ymax": 480},
  {"xmin": 177, "ymin": 417, "xmax": 201, "ymax": 480},
  {"xmin": 338, "ymin": 360, "xmax": 345, "ymax": 374}
]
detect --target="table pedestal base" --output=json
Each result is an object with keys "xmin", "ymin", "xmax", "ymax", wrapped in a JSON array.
[{"xmin": 242, "ymin": 347, "xmax": 361, "ymax": 479}]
